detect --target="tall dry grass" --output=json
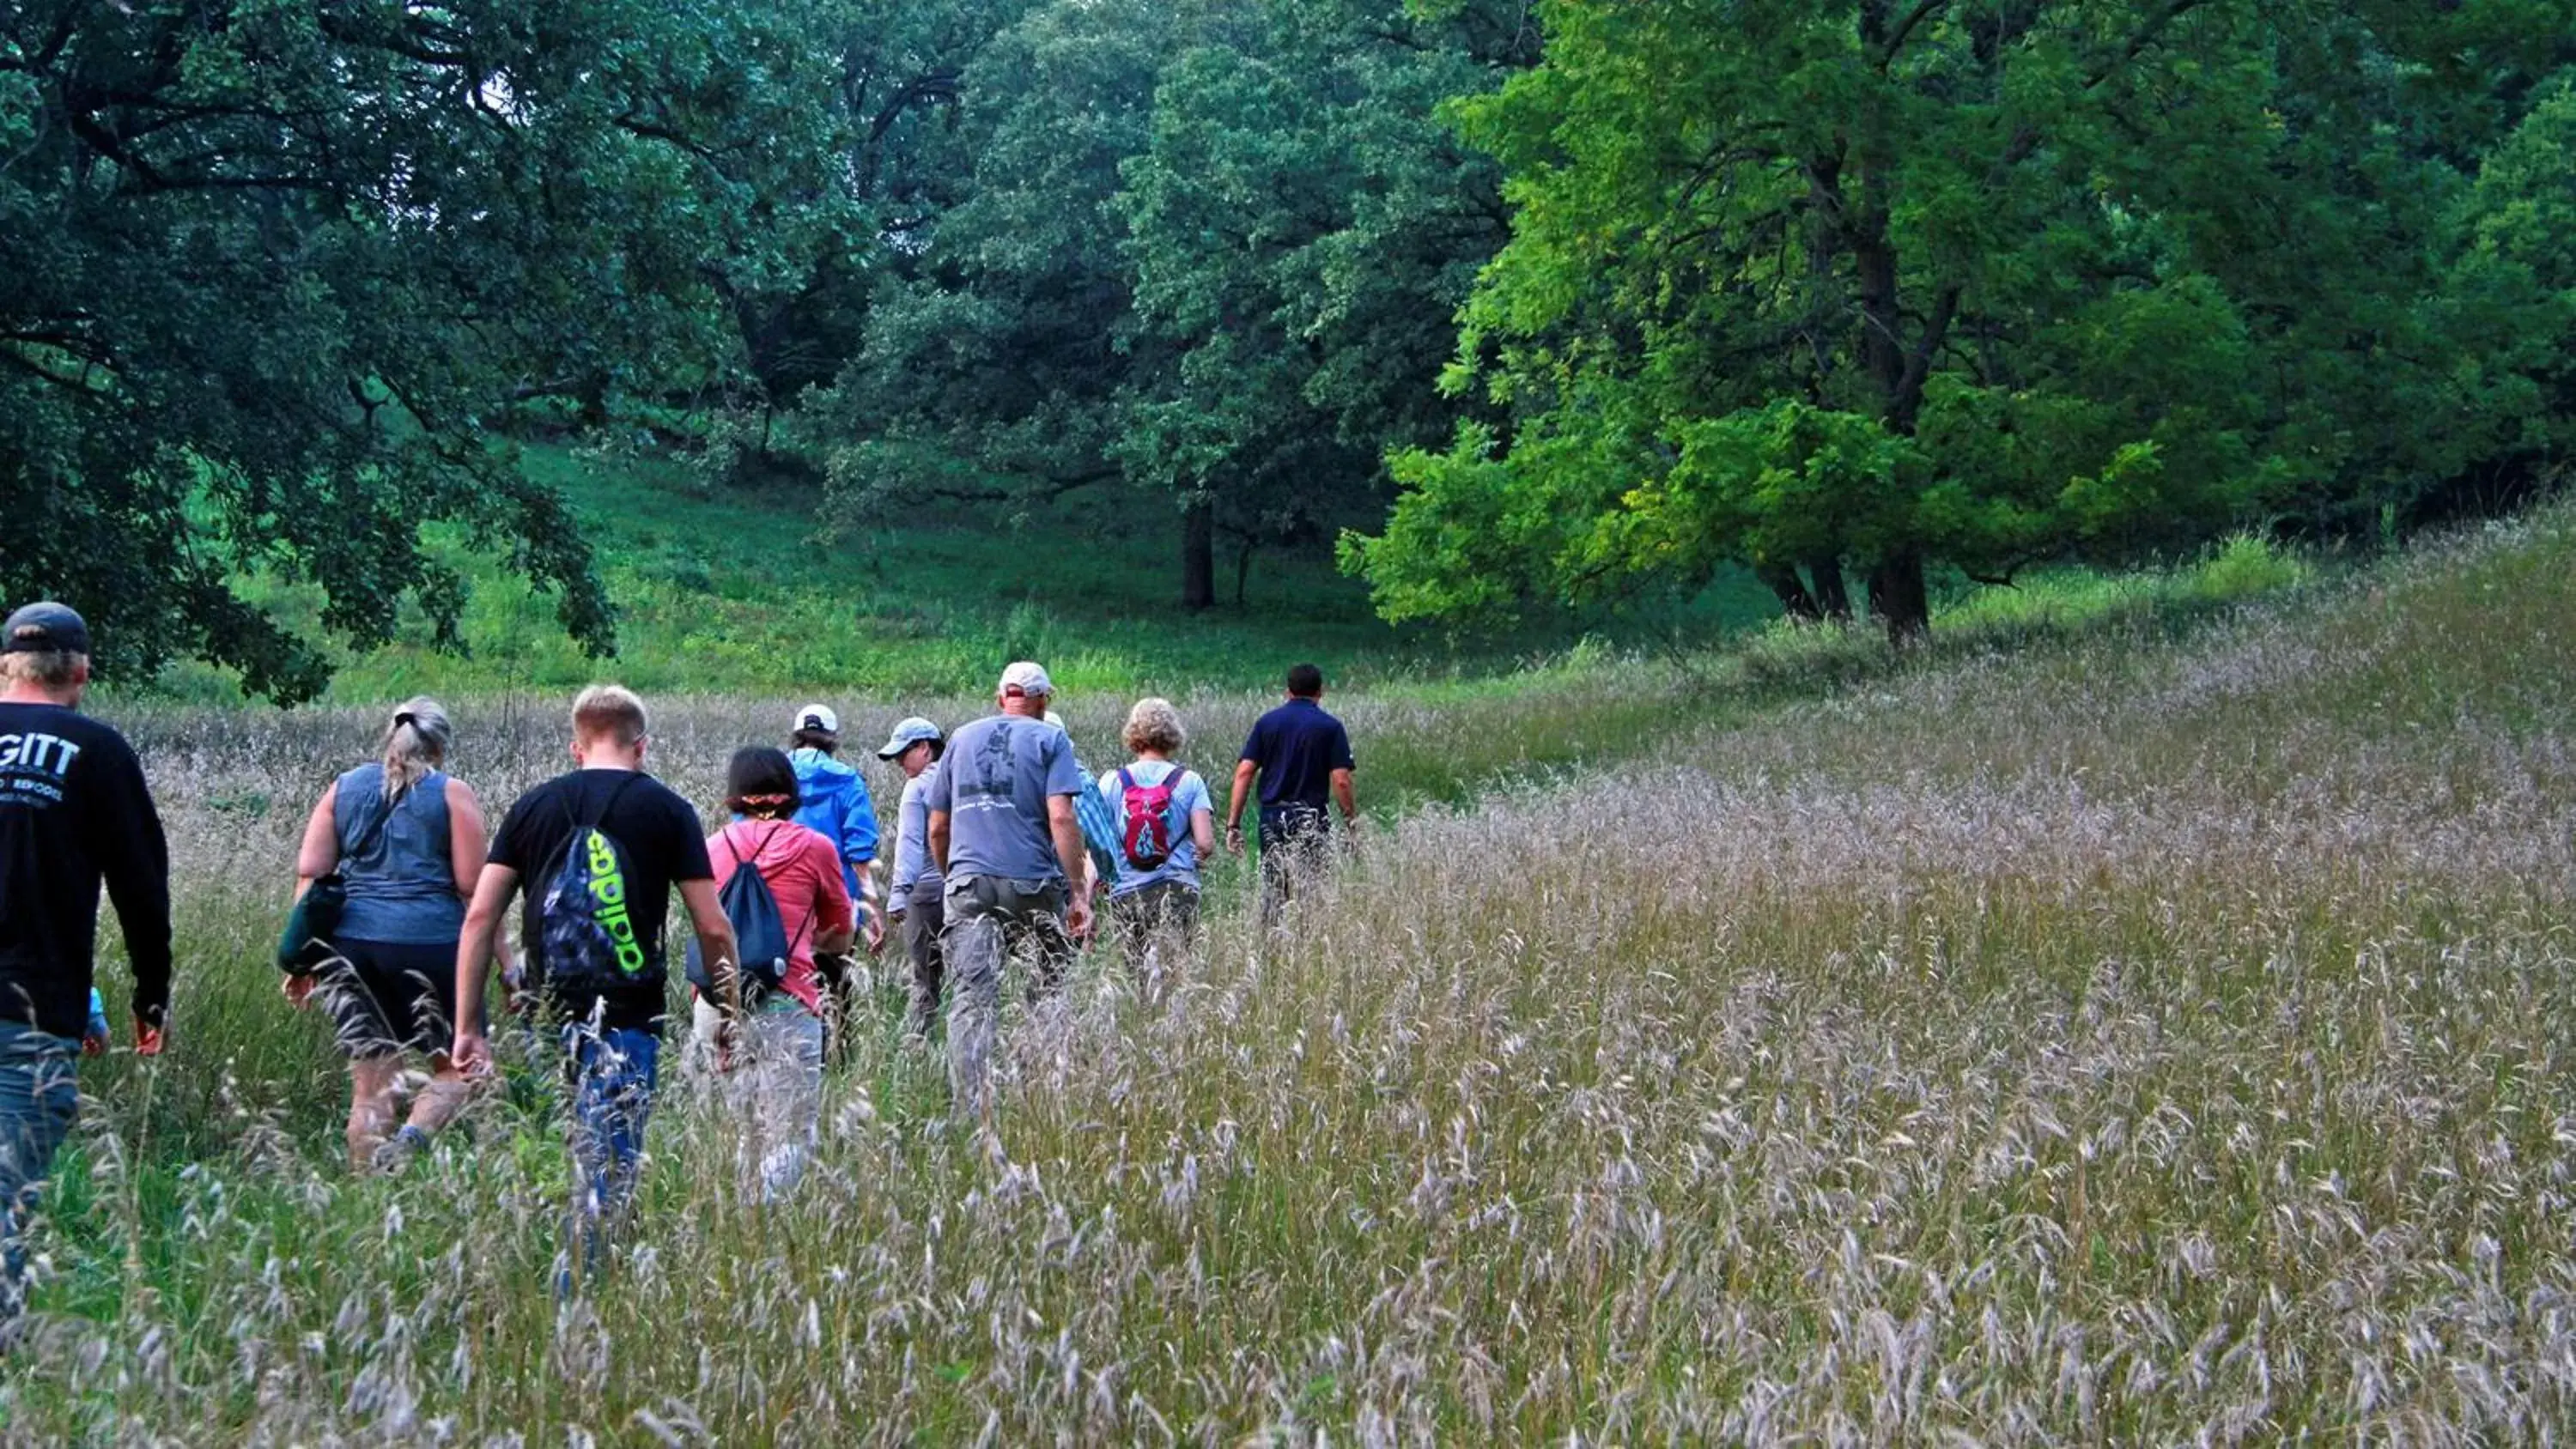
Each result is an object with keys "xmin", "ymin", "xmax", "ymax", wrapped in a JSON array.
[{"xmin": 9, "ymin": 517, "xmax": 2574, "ymax": 1442}]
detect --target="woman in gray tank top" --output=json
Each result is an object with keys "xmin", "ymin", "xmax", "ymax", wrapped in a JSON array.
[{"xmin": 286, "ymin": 698, "xmax": 509, "ymax": 1173}]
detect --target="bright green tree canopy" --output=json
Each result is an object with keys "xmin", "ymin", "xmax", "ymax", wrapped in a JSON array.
[{"xmin": 1347, "ymin": 0, "xmax": 2576, "ymax": 639}]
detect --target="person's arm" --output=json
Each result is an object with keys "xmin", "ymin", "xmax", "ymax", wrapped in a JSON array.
[
  {"xmin": 451, "ymin": 863, "xmax": 519, "ymax": 1072},
  {"xmin": 839, "ymin": 779, "xmax": 880, "ymax": 870},
  {"xmin": 280, "ymin": 780, "xmax": 343, "ymax": 1007},
  {"xmin": 1047, "ymin": 794, "xmax": 1093, "ymax": 934},
  {"xmin": 446, "ymin": 780, "xmax": 514, "ymax": 976},
  {"xmin": 94, "ymin": 741, "xmax": 172, "ymax": 1052},
  {"xmin": 838, "ymin": 782, "xmax": 882, "ymax": 940},
  {"xmin": 924, "ymin": 746, "xmax": 955, "ymax": 874},
  {"xmin": 1225, "ymin": 760, "xmax": 1258, "ymax": 855},
  {"xmin": 1182, "ymin": 771, "xmax": 1218, "ymax": 858},
  {"xmin": 1331, "ymin": 722, "xmax": 1358, "ymax": 828},
  {"xmin": 443, "ymin": 779, "xmax": 487, "ymax": 898},
  {"xmin": 293, "ymin": 779, "xmax": 341, "ymax": 894},
  {"xmin": 677, "ymin": 877, "xmax": 744, "ymax": 1023},
  {"xmin": 1048, "ymin": 788, "xmax": 1085, "ymax": 882},
  {"xmin": 811, "ymin": 832, "xmax": 856, "ymax": 956}
]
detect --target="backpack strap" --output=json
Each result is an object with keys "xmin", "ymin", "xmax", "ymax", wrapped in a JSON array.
[
  {"xmin": 733, "ymin": 820, "xmax": 820, "ymax": 956},
  {"xmin": 564, "ymin": 771, "xmax": 643, "ymax": 835}
]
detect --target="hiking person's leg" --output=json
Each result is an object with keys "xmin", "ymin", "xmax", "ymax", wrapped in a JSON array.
[
  {"xmin": 347, "ymin": 1056, "xmax": 404, "ymax": 1172},
  {"xmin": 0, "ymin": 1023, "xmax": 77, "ymax": 1335},
  {"xmin": 379, "ymin": 941, "xmax": 474, "ymax": 1167},
  {"xmin": 749, "ymin": 1008, "xmax": 825, "ymax": 1201},
  {"xmin": 943, "ymin": 879, "xmax": 1005, "ymax": 1119},
  {"xmin": 317, "ymin": 942, "xmax": 410, "ymax": 1169},
  {"xmin": 811, "ymin": 949, "xmax": 856, "ymax": 1063},
  {"xmin": 567, "ymin": 1024, "xmax": 661, "ymax": 1268},
  {"xmin": 903, "ymin": 888, "xmax": 945, "ymax": 1042},
  {"xmin": 1016, "ymin": 881, "xmax": 1074, "ymax": 1004},
  {"xmin": 683, "ymin": 994, "xmax": 726, "ymax": 1082},
  {"xmin": 402, "ymin": 1059, "xmax": 473, "ymax": 1137},
  {"xmin": 1255, "ymin": 807, "xmax": 1303, "ymax": 929},
  {"xmin": 1111, "ymin": 889, "xmax": 1151, "ymax": 978},
  {"xmin": 1151, "ymin": 882, "xmax": 1201, "ymax": 996}
]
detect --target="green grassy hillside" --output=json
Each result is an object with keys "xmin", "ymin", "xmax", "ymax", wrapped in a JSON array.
[{"xmin": 155, "ymin": 447, "xmax": 1781, "ymax": 704}]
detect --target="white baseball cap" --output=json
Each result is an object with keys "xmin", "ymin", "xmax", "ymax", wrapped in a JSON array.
[
  {"xmin": 999, "ymin": 661, "xmax": 1054, "ymax": 698},
  {"xmin": 794, "ymin": 702, "xmax": 840, "ymax": 737},
  {"xmin": 876, "ymin": 717, "xmax": 944, "ymax": 760}
]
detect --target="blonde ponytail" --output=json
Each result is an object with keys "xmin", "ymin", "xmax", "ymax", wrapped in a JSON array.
[{"xmin": 380, "ymin": 696, "xmax": 453, "ymax": 800}]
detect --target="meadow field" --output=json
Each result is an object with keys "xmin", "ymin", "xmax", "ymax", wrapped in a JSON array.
[
  {"xmin": 8, "ymin": 512, "xmax": 2573, "ymax": 1442},
  {"xmin": 150, "ymin": 447, "xmax": 1783, "ymax": 706}
]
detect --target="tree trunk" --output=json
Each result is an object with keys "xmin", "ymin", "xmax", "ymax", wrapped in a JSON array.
[
  {"xmin": 1234, "ymin": 537, "xmax": 1258, "ymax": 608},
  {"xmin": 1182, "ymin": 496, "xmax": 1216, "ymax": 610},
  {"xmin": 1758, "ymin": 561, "xmax": 1822, "ymax": 623},
  {"xmin": 1868, "ymin": 552, "xmax": 1929, "ymax": 647},
  {"xmin": 1809, "ymin": 556, "xmax": 1853, "ymax": 621}
]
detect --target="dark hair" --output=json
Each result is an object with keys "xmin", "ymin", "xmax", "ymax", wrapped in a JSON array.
[
  {"xmin": 725, "ymin": 746, "xmax": 802, "ymax": 819},
  {"xmin": 793, "ymin": 728, "xmax": 839, "ymax": 754},
  {"xmin": 1285, "ymin": 663, "xmax": 1325, "ymax": 698}
]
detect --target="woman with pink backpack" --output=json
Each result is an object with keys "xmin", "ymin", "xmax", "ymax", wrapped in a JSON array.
[{"xmin": 1096, "ymin": 698, "xmax": 1217, "ymax": 991}]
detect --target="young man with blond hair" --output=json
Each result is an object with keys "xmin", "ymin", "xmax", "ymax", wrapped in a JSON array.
[
  {"xmin": 0, "ymin": 601, "xmax": 169, "ymax": 1332},
  {"xmin": 926, "ymin": 662, "xmax": 1092, "ymax": 1118},
  {"xmin": 453, "ymin": 684, "xmax": 735, "ymax": 1276}
]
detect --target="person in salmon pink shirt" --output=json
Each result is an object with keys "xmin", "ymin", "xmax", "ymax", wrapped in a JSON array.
[{"xmin": 687, "ymin": 746, "xmax": 852, "ymax": 1201}]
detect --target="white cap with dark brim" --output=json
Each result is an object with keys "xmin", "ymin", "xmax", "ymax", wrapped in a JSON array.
[{"xmin": 876, "ymin": 717, "xmax": 944, "ymax": 760}]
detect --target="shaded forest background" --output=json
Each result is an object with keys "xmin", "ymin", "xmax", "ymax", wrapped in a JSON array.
[{"xmin": 4, "ymin": 0, "xmax": 2573, "ymax": 700}]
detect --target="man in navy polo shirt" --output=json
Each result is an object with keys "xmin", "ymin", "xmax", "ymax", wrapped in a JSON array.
[{"xmin": 1224, "ymin": 663, "xmax": 1357, "ymax": 925}]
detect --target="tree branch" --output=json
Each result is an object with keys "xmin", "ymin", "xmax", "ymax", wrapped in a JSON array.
[
  {"xmin": 1877, "ymin": 0, "xmax": 1950, "ymax": 68},
  {"xmin": 1897, "ymin": 282, "xmax": 1961, "ymax": 405},
  {"xmin": 2086, "ymin": 0, "xmax": 2208, "ymax": 92}
]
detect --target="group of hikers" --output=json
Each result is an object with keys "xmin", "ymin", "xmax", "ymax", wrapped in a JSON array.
[{"xmin": 0, "ymin": 599, "xmax": 1360, "ymax": 1314}]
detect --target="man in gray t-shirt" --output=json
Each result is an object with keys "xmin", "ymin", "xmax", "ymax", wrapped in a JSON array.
[{"xmin": 927, "ymin": 662, "xmax": 1093, "ymax": 1116}]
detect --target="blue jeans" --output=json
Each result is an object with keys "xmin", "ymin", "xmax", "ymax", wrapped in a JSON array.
[
  {"xmin": 0, "ymin": 1022, "xmax": 79, "ymax": 1329},
  {"xmin": 562, "ymin": 1025, "xmax": 659, "ymax": 1271}
]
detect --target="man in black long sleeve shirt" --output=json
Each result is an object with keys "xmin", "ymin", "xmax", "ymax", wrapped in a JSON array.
[{"xmin": 0, "ymin": 601, "xmax": 169, "ymax": 1331}]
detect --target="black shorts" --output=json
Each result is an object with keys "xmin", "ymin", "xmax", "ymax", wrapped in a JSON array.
[{"xmin": 316, "ymin": 937, "xmax": 477, "ymax": 1060}]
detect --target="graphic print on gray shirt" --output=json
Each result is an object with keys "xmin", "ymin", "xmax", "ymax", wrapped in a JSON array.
[{"xmin": 927, "ymin": 716, "xmax": 1084, "ymax": 883}]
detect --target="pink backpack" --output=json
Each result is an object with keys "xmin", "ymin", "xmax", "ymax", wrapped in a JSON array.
[{"xmin": 1116, "ymin": 767, "xmax": 1180, "ymax": 870}]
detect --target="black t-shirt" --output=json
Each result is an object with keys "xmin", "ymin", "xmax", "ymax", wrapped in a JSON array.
[
  {"xmin": 0, "ymin": 703, "xmax": 172, "ymax": 1039},
  {"xmin": 488, "ymin": 768, "xmax": 711, "ymax": 1032},
  {"xmin": 1238, "ymin": 698, "xmax": 1356, "ymax": 814}
]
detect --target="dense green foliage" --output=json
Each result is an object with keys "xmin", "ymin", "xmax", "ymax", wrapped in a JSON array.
[
  {"xmin": 9, "ymin": 0, "xmax": 2572, "ymax": 693},
  {"xmin": 0, "ymin": 0, "xmax": 878, "ymax": 698},
  {"xmin": 1346, "ymin": 1, "xmax": 2576, "ymax": 640},
  {"xmin": 810, "ymin": 0, "xmax": 1528, "ymax": 609}
]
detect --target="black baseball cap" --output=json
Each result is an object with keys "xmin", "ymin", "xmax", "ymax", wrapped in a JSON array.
[{"xmin": 3, "ymin": 602, "xmax": 89, "ymax": 656}]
